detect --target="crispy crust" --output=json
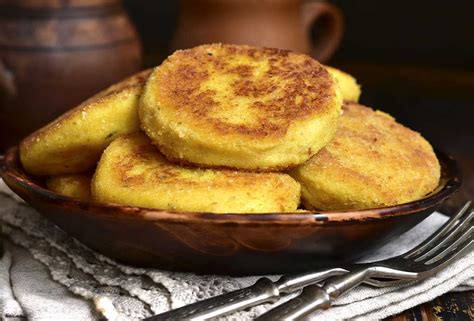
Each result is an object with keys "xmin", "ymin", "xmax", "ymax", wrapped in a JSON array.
[
  {"xmin": 140, "ymin": 44, "xmax": 342, "ymax": 170},
  {"xmin": 290, "ymin": 102, "xmax": 441, "ymax": 210},
  {"xmin": 20, "ymin": 69, "xmax": 152, "ymax": 176},
  {"xmin": 92, "ymin": 133, "xmax": 301, "ymax": 213},
  {"xmin": 154, "ymin": 44, "xmax": 334, "ymax": 138},
  {"xmin": 21, "ymin": 69, "xmax": 150, "ymax": 152}
]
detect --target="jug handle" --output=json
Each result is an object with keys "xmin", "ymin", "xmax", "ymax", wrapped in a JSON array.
[
  {"xmin": 0, "ymin": 60, "xmax": 16, "ymax": 101},
  {"xmin": 0, "ymin": 153, "xmax": 4, "ymax": 176},
  {"xmin": 302, "ymin": 1, "xmax": 344, "ymax": 62}
]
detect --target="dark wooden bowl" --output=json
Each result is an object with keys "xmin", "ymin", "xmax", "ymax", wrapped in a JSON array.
[{"xmin": 1, "ymin": 146, "xmax": 461, "ymax": 275}]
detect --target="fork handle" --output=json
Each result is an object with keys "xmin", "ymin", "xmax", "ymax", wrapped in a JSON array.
[
  {"xmin": 256, "ymin": 269, "xmax": 370, "ymax": 320},
  {"xmin": 257, "ymin": 266, "xmax": 419, "ymax": 320},
  {"xmin": 145, "ymin": 268, "xmax": 348, "ymax": 321},
  {"xmin": 255, "ymin": 284, "xmax": 332, "ymax": 321},
  {"xmin": 145, "ymin": 278, "xmax": 280, "ymax": 321}
]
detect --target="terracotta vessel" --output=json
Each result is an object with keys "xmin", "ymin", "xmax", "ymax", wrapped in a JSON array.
[
  {"xmin": 1, "ymin": 148, "xmax": 461, "ymax": 275},
  {"xmin": 0, "ymin": 0, "xmax": 142, "ymax": 151},
  {"xmin": 172, "ymin": 0, "xmax": 344, "ymax": 62}
]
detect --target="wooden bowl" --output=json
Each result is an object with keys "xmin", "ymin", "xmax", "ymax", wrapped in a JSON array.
[{"xmin": 1, "ymin": 146, "xmax": 461, "ymax": 275}]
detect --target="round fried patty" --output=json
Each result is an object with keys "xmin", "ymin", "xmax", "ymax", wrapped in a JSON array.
[
  {"xmin": 290, "ymin": 102, "xmax": 441, "ymax": 210},
  {"xmin": 92, "ymin": 133, "xmax": 301, "ymax": 213},
  {"xmin": 20, "ymin": 69, "xmax": 151, "ymax": 176},
  {"xmin": 140, "ymin": 44, "xmax": 342, "ymax": 171}
]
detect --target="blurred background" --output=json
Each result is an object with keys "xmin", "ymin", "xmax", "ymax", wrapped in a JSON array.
[{"xmin": 1, "ymin": 0, "xmax": 473, "ymax": 202}]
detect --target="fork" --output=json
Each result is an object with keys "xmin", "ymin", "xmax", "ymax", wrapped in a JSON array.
[
  {"xmin": 145, "ymin": 202, "xmax": 473, "ymax": 321},
  {"xmin": 256, "ymin": 201, "xmax": 473, "ymax": 320}
]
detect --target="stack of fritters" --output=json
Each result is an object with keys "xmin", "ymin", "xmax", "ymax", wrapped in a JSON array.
[{"xmin": 19, "ymin": 44, "xmax": 440, "ymax": 212}]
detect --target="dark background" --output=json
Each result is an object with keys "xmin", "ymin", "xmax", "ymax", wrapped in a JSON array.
[
  {"xmin": 123, "ymin": 0, "xmax": 474, "ymax": 202},
  {"xmin": 123, "ymin": 0, "xmax": 474, "ymax": 68}
]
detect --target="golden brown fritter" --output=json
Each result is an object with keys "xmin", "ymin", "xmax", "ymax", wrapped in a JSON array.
[
  {"xmin": 290, "ymin": 102, "xmax": 441, "ymax": 210},
  {"xmin": 325, "ymin": 66, "xmax": 361, "ymax": 102},
  {"xmin": 92, "ymin": 133, "xmax": 301, "ymax": 213},
  {"xmin": 20, "ymin": 69, "xmax": 152, "ymax": 176},
  {"xmin": 46, "ymin": 174, "xmax": 92, "ymax": 200},
  {"xmin": 140, "ymin": 44, "xmax": 342, "ymax": 171}
]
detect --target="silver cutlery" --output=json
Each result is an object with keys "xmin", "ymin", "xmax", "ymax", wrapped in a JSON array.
[
  {"xmin": 145, "ymin": 202, "xmax": 472, "ymax": 321},
  {"xmin": 257, "ymin": 201, "xmax": 473, "ymax": 320},
  {"xmin": 145, "ymin": 268, "xmax": 349, "ymax": 320}
]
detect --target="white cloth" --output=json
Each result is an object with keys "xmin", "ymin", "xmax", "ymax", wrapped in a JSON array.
[
  {"xmin": 1, "ymin": 240, "xmax": 96, "ymax": 321},
  {"xmin": 0, "ymin": 180, "xmax": 472, "ymax": 321}
]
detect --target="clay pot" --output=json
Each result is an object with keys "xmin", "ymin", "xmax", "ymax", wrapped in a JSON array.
[
  {"xmin": 0, "ymin": 0, "xmax": 142, "ymax": 150},
  {"xmin": 172, "ymin": 0, "xmax": 343, "ymax": 62}
]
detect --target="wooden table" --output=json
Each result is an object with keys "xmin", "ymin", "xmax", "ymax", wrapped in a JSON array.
[
  {"xmin": 389, "ymin": 291, "xmax": 473, "ymax": 320},
  {"xmin": 337, "ymin": 62, "xmax": 474, "ymax": 320}
]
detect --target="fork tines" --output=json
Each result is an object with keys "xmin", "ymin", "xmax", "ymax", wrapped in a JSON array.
[{"xmin": 405, "ymin": 201, "xmax": 473, "ymax": 268}]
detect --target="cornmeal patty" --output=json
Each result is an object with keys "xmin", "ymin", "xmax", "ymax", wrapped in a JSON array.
[
  {"xmin": 290, "ymin": 102, "xmax": 441, "ymax": 210},
  {"xmin": 325, "ymin": 66, "xmax": 361, "ymax": 102},
  {"xmin": 140, "ymin": 44, "xmax": 342, "ymax": 171},
  {"xmin": 46, "ymin": 174, "xmax": 92, "ymax": 201},
  {"xmin": 92, "ymin": 133, "xmax": 301, "ymax": 213},
  {"xmin": 20, "ymin": 69, "xmax": 152, "ymax": 176}
]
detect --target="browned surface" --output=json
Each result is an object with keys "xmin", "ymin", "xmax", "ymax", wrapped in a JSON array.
[
  {"xmin": 92, "ymin": 133, "xmax": 300, "ymax": 213},
  {"xmin": 336, "ymin": 62, "xmax": 474, "ymax": 212},
  {"xmin": 17, "ymin": 68, "xmax": 151, "ymax": 176},
  {"xmin": 19, "ymin": 69, "xmax": 150, "ymax": 153},
  {"xmin": 292, "ymin": 102, "xmax": 441, "ymax": 210},
  {"xmin": 151, "ymin": 44, "xmax": 336, "ymax": 138},
  {"xmin": 100, "ymin": 133, "xmax": 300, "ymax": 190}
]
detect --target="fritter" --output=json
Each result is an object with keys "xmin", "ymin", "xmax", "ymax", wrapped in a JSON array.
[
  {"xmin": 46, "ymin": 174, "xmax": 92, "ymax": 200},
  {"xmin": 290, "ymin": 102, "xmax": 441, "ymax": 210},
  {"xmin": 325, "ymin": 66, "xmax": 361, "ymax": 102},
  {"xmin": 20, "ymin": 69, "xmax": 152, "ymax": 176},
  {"xmin": 92, "ymin": 133, "xmax": 301, "ymax": 213},
  {"xmin": 140, "ymin": 44, "xmax": 342, "ymax": 171}
]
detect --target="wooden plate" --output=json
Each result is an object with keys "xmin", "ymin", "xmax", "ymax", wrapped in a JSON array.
[{"xmin": 1, "ymin": 146, "xmax": 461, "ymax": 275}]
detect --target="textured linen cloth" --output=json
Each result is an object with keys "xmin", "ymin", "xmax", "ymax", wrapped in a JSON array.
[{"xmin": 0, "ymin": 179, "xmax": 472, "ymax": 321}]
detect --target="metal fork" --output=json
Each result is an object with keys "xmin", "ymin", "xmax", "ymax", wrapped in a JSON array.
[
  {"xmin": 145, "ymin": 202, "xmax": 473, "ymax": 321},
  {"xmin": 256, "ymin": 202, "xmax": 474, "ymax": 320}
]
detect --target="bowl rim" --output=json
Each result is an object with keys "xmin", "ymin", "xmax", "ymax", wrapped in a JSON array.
[{"xmin": 1, "ymin": 146, "xmax": 461, "ymax": 226}]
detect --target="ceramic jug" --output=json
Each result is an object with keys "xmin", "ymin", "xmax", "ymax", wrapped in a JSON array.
[
  {"xmin": 0, "ymin": 0, "xmax": 142, "ymax": 150},
  {"xmin": 172, "ymin": 0, "xmax": 343, "ymax": 62}
]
